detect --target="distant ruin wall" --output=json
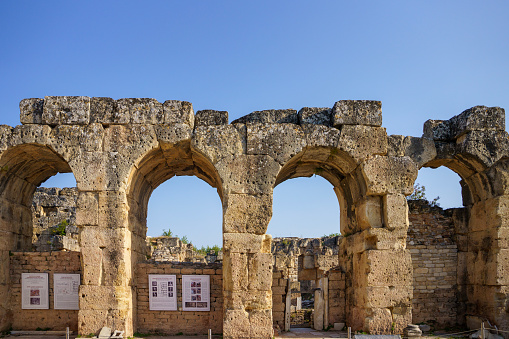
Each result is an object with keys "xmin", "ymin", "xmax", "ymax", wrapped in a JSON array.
[
  {"xmin": 9, "ymin": 251, "xmax": 81, "ymax": 331},
  {"xmin": 32, "ymin": 187, "xmax": 79, "ymax": 252},
  {"xmin": 407, "ymin": 200, "xmax": 460, "ymax": 327},
  {"xmin": 135, "ymin": 262, "xmax": 223, "ymax": 335}
]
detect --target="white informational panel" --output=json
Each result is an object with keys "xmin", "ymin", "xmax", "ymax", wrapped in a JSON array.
[
  {"xmin": 54, "ymin": 273, "xmax": 80, "ymax": 310},
  {"xmin": 21, "ymin": 273, "xmax": 49, "ymax": 309},
  {"xmin": 149, "ymin": 275, "xmax": 177, "ymax": 311},
  {"xmin": 182, "ymin": 275, "xmax": 210, "ymax": 311}
]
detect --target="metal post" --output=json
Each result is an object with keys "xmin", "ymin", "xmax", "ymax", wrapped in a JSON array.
[
  {"xmin": 348, "ymin": 326, "xmax": 352, "ymax": 339},
  {"xmin": 66, "ymin": 327, "xmax": 69, "ymax": 339},
  {"xmin": 481, "ymin": 322, "xmax": 485, "ymax": 339},
  {"xmin": 208, "ymin": 328, "xmax": 212, "ymax": 339}
]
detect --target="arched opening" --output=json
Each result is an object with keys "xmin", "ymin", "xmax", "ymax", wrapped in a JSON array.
[
  {"xmin": 126, "ymin": 144, "xmax": 224, "ymax": 336},
  {"xmin": 33, "ymin": 172, "xmax": 78, "ymax": 252},
  {"xmin": 269, "ymin": 147, "xmax": 356, "ymax": 334},
  {"xmin": 269, "ymin": 175, "xmax": 341, "ymax": 330},
  {"xmin": 0, "ymin": 144, "xmax": 79, "ymax": 332},
  {"xmin": 146, "ymin": 176, "xmax": 222, "ymax": 262}
]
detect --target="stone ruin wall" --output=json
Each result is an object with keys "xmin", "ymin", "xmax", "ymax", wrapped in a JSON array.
[
  {"xmin": 1, "ymin": 96, "xmax": 508, "ymax": 338},
  {"xmin": 136, "ymin": 262, "xmax": 223, "ymax": 335},
  {"xmin": 9, "ymin": 251, "xmax": 81, "ymax": 331},
  {"xmin": 31, "ymin": 187, "xmax": 79, "ymax": 252}
]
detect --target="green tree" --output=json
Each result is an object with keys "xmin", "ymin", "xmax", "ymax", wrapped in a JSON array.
[
  {"xmin": 407, "ymin": 183, "xmax": 440, "ymax": 207},
  {"xmin": 181, "ymin": 235, "xmax": 189, "ymax": 244},
  {"xmin": 161, "ymin": 228, "xmax": 173, "ymax": 237}
]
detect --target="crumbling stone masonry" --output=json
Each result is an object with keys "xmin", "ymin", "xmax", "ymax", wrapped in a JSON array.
[{"xmin": 0, "ymin": 97, "xmax": 508, "ymax": 338}]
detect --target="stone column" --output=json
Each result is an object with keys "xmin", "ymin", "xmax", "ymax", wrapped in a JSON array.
[
  {"xmin": 77, "ymin": 190, "xmax": 133, "ymax": 336},
  {"xmin": 466, "ymin": 195, "xmax": 509, "ymax": 332},
  {"xmin": 343, "ymin": 155, "xmax": 416, "ymax": 334},
  {"xmin": 219, "ymin": 154, "xmax": 280, "ymax": 339}
]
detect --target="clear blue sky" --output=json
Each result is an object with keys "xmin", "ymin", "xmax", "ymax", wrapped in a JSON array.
[{"xmin": 1, "ymin": 1, "xmax": 508, "ymax": 248}]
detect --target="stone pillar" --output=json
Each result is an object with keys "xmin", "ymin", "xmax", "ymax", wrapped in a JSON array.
[
  {"xmin": 77, "ymin": 190, "xmax": 133, "ymax": 336},
  {"xmin": 343, "ymin": 156, "xmax": 416, "ymax": 334},
  {"xmin": 314, "ymin": 288, "xmax": 324, "ymax": 330},
  {"xmin": 219, "ymin": 155, "xmax": 280, "ymax": 339},
  {"xmin": 466, "ymin": 195, "xmax": 509, "ymax": 332}
]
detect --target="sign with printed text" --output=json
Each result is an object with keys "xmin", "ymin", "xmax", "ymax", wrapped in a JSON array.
[
  {"xmin": 182, "ymin": 275, "xmax": 210, "ymax": 311},
  {"xmin": 149, "ymin": 275, "xmax": 177, "ymax": 311},
  {"xmin": 54, "ymin": 273, "xmax": 80, "ymax": 310},
  {"xmin": 21, "ymin": 273, "xmax": 49, "ymax": 309}
]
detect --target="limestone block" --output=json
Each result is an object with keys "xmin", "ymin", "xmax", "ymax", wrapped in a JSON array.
[
  {"xmin": 249, "ymin": 309, "xmax": 273, "ymax": 338},
  {"xmin": 81, "ymin": 123, "xmax": 104, "ymax": 152},
  {"xmin": 401, "ymin": 136, "xmax": 437, "ymax": 168},
  {"xmin": 19, "ymin": 98, "xmax": 44, "ymax": 124},
  {"xmin": 248, "ymin": 253, "xmax": 273, "ymax": 291},
  {"xmin": 232, "ymin": 109, "xmax": 298, "ymax": 124},
  {"xmin": 456, "ymin": 130, "xmax": 509, "ymax": 168},
  {"xmin": 97, "ymin": 191, "xmax": 129, "ymax": 228},
  {"xmin": 361, "ymin": 155, "xmax": 418, "ymax": 195},
  {"xmin": 226, "ymin": 291, "xmax": 272, "ymax": 311},
  {"xmin": 223, "ymin": 233, "xmax": 271, "ymax": 254},
  {"xmin": 358, "ymin": 285, "xmax": 412, "ymax": 308},
  {"xmin": 223, "ymin": 193, "xmax": 272, "ymax": 234},
  {"xmin": 90, "ymin": 97, "xmax": 129, "ymax": 125},
  {"xmin": 332, "ymin": 100, "xmax": 382, "ymax": 127},
  {"xmin": 80, "ymin": 246, "xmax": 130, "ymax": 286},
  {"xmin": 10, "ymin": 124, "xmax": 51, "ymax": 146},
  {"xmin": 0, "ymin": 125, "xmax": 13, "ymax": 152},
  {"xmin": 70, "ymin": 151, "xmax": 107, "ymax": 191},
  {"xmin": 216, "ymin": 155, "xmax": 280, "ymax": 195},
  {"xmin": 223, "ymin": 309, "xmax": 250, "ymax": 339},
  {"xmin": 469, "ymin": 196, "xmax": 509, "ymax": 232},
  {"xmin": 246, "ymin": 123, "xmax": 306, "ymax": 165},
  {"xmin": 0, "ymin": 250, "xmax": 9, "ymax": 284},
  {"xmin": 298, "ymin": 107, "xmax": 332, "ymax": 126},
  {"xmin": 358, "ymin": 249, "xmax": 412, "ymax": 287},
  {"xmin": 338, "ymin": 125, "xmax": 387, "ymax": 163},
  {"xmin": 79, "ymin": 285, "xmax": 131, "ymax": 310},
  {"xmin": 195, "ymin": 110, "xmax": 228, "ymax": 126},
  {"xmin": 192, "ymin": 125, "xmax": 245, "ymax": 164},
  {"xmin": 43, "ymin": 96, "xmax": 90, "ymax": 125},
  {"xmin": 423, "ymin": 119, "xmax": 452, "ymax": 141},
  {"xmin": 383, "ymin": 194, "xmax": 409, "ymax": 230},
  {"xmin": 78, "ymin": 308, "xmax": 133, "ymax": 337},
  {"xmin": 356, "ymin": 196, "xmax": 383, "ymax": 230},
  {"xmin": 450, "ymin": 106, "xmax": 505, "ymax": 139},
  {"xmin": 103, "ymin": 124, "xmax": 158, "ymax": 166},
  {"xmin": 387, "ymin": 135, "xmax": 405, "ymax": 156},
  {"xmin": 153, "ymin": 124, "xmax": 192, "ymax": 149},
  {"xmin": 364, "ymin": 307, "xmax": 393, "ymax": 334},
  {"xmin": 223, "ymin": 252, "xmax": 248, "ymax": 291},
  {"xmin": 392, "ymin": 307, "xmax": 412, "ymax": 334},
  {"xmin": 49, "ymin": 125, "xmax": 86, "ymax": 161},
  {"xmin": 76, "ymin": 192, "xmax": 99, "ymax": 226},
  {"xmin": 79, "ymin": 227, "xmax": 130, "ymax": 249},
  {"xmin": 302, "ymin": 124, "xmax": 341, "ymax": 148},
  {"xmin": 163, "ymin": 100, "xmax": 194, "ymax": 126},
  {"xmin": 130, "ymin": 98, "xmax": 164, "ymax": 124}
]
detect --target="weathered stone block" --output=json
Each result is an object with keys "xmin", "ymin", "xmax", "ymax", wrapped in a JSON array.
[
  {"xmin": 356, "ymin": 196, "xmax": 383, "ymax": 230},
  {"xmin": 298, "ymin": 107, "xmax": 332, "ymax": 126},
  {"xmin": 358, "ymin": 249, "xmax": 412, "ymax": 287},
  {"xmin": 43, "ymin": 96, "xmax": 90, "ymax": 125},
  {"xmin": 423, "ymin": 119, "xmax": 452, "ymax": 141},
  {"xmin": 450, "ymin": 106, "xmax": 505, "ymax": 138},
  {"xmin": 361, "ymin": 155, "xmax": 417, "ymax": 195},
  {"xmin": 19, "ymin": 98, "xmax": 43, "ymax": 124},
  {"xmin": 216, "ymin": 155, "xmax": 280, "ymax": 195},
  {"xmin": 232, "ymin": 109, "xmax": 298, "ymax": 124},
  {"xmin": 223, "ymin": 193, "xmax": 272, "ymax": 234},
  {"xmin": 249, "ymin": 309, "xmax": 273, "ymax": 338},
  {"xmin": 192, "ymin": 125, "xmax": 245, "ymax": 164},
  {"xmin": 338, "ymin": 125, "xmax": 387, "ymax": 162},
  {"xmin": 332, "ymin": 100, "xmax": 382, "ymax": 127},
  {"xmin": 246, "ymin": 123, "xmax": 306, "ymax": 165},
  {"xmin": 163, "ymin": 100, "xmax": 194, "ymax": 126},
  {"xmin": 301, "ymin": 124, "xmax": 341, "ymax": 150},
  {"xmin": 10, "ymin": 124, "xmax": 51, "ymax": 147},
  {"xmin": 456, "ymin": 130, "xmax": 509, "ymax": 168},
  {"xmin": 223, "ymin": 233, "xmax": 271, "ymax": 254},
  {"xmin": 79, "ymin": 285, "xmax": 131, "ymax": 310},
  {"xmin": 223, "ymin": 309, "xmax": 250, "ymax": 339},
  {"xmin": 76, "ymin": 192, "xmax": 99, "ymax": 226},
  {"xmin": 383, "ymin": 194, "xmax": 409, "ymax": 230},
  {"xmin": 401, "ymin": 136, "xmax": 436, "ymax": 168},
  {"xmin": 195, "ymin": 110, "xmax": 228, "ymax": 126},
  {"xmin": 248, "ymin": 253, "xmax": 273, "ymax": 291},
  {"xmin": 90, "ymin": 97, "xmax": 129, "ymax": 125}
]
